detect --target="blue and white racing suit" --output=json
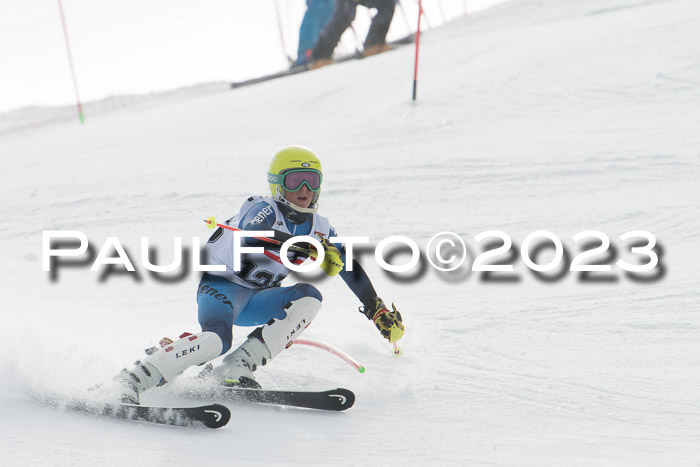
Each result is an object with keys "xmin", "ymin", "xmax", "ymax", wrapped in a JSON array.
[{"xmin": 198, "ymin": 195, "xmax": 376, "ymax": 353}]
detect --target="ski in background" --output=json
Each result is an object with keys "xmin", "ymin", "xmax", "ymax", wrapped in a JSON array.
[{"xmin": 230, "ymin": 34, "xmax": 415, "ymax": 89}]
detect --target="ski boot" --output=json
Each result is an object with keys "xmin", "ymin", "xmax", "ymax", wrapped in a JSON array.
[
  {"xmin": 116, "ymin": 331, "xmax": 223, "ymax": 404},
  {"xmin": 215, "ymin": 329, "xmax": 271, "ymax": 389},
  {"xmin": 214, "ymin": 296, "xmax": 323, "ymax": 389}
]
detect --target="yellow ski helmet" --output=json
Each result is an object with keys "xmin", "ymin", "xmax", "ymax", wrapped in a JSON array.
[{"xmin": 267, "ymin": 146, "xmax": 323, "ymax": 213}]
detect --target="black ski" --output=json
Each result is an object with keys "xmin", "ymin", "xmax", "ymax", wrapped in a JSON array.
[
  {"xmin": 187, "ymin": 386, "xmax": 355, "ymax": 411},
  {"xmin": 98, "ymin": 402, "xmax": 231, "ymax": 429},
  {"xmin": 37, "ymin": 395, "xmax": 230, "ymax": 429},
  {"xmin": 230, "ymin": 64, "xmax": 310, "ymax": 88},
  {"xmin": 223, "ymin": 387, "xmax": 355, "ymax": 411}
]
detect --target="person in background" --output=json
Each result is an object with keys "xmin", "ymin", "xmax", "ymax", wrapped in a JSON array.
[
  {"xmin": 295, "ymin": 0, "xmax": 336, "ymax": 67},
  {"xmin": 311, "ymin": 0, "xmax": 395, "ymax": 68}
]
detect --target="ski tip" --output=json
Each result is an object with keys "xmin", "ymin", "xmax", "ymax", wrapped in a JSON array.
[
  {"xmin": 327, "ymin": 388, "xmax": 355, "ymax": 411},
  {"xmin": 197, "ymin": 403, "xmax": 231, "ymax": 428}
]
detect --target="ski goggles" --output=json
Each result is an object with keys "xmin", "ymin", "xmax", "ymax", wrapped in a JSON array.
[{"xmin": 268, "ymin": 169, "xmax": 322, "ymax": 192}]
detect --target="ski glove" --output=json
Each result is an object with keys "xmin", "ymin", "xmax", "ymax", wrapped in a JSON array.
[
  {"xmin": 361, "ymin": 297, "xmax": 404, "ymax": 343},
  {"xmin": 310, "ymin": 238, "xmax": 344, "ymax": 277}
]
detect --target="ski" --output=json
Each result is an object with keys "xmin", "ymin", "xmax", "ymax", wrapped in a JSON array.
[
  {"xmin": 186, "ymin": 386, "xmax": 355, "ymax": 411},
  {"xmin": 230, "ymin": 64, "xmax": 310, "ymax": 89},
  {"xmin": 230, "ymin": 34, "xmax": 415, "ymax": 89},
  {"xmin": 222, "ymin": 387, "xmax": 355, "ymax": 411},
  {"xmin": 36, "ymin": 395, "xmax": 231, "ymax": 429}
]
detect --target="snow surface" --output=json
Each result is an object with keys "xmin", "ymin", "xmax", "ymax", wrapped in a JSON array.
[{"xmin": 1, "ymin": 0, "xmax": 700, "ymax": 465}]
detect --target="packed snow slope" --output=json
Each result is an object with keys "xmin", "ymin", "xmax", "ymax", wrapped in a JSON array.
[{"xmin": 1, "ymin": 0, "xmax": 699, "ymax": 465}]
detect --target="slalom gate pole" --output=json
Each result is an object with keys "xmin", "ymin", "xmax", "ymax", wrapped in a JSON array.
[
  {"xmin": 273, "ymin": 0, "xmax": 292, "ymax": 66},
  {"xmin": 57, "ymin": 0, "xmax": 84, "ymax": 124},
  {"xmin": 413, "ymin": 0, "xmax": 430, "ymax": 28},
  {"xmin": 412, "ymin": 0, "xmax": 423, "ymax": 101},
  {"xmin": 292, "ymin": 338, "xmax": 365, "ymax": 373},
  {"xmin": 204, "ymin": 218, "xmax": 314, "ymax": 256}
]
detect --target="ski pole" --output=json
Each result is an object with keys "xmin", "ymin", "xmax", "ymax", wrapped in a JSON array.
[
  {"xmin": 273, "ymin": 0, "xmax": 293, "ymax": 66},
  {"xmin": 292, "ymin": 338, "xmax": 365, "ymax": 373},
  {"xmin": 203, "ymin": 217, "xmax": 314, "ymax": 257},
  {"xmin": 349, "ymin": 23, "xmax": 364, "ymax": 55}
]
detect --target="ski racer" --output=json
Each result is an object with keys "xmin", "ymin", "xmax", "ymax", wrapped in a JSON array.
[
  {"xmin": 117, "ymin": 146, "xmax": 404, "ymax": 403},
  {"xmin": 311, "ymin": 0, "xmax": 395, "ymax": 67},
  {"xmin": 295, "ymin": 0, "xmax": 336, "ymax": 66}
]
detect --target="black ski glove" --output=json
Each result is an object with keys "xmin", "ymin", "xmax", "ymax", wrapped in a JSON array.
[{"xmin": 360, "ymin": 297, "xmax": 404, "ymax": 343}]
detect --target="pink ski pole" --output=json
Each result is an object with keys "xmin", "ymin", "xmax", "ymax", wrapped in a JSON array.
[{"xmin": 292, "ymin": 338, "xmax": 366, "ymax": 373}]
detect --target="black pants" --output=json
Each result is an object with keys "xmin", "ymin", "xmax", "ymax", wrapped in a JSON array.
[{"xmin": 312, "ymin": 0, "xmax": 395, "ymax": 60}]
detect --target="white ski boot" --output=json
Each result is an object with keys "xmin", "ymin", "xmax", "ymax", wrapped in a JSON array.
[
  {"xmin": 117, "ymin": 331, "xmax": 223, "ymax": 404},
  {"xmin": 219, "ymin": 332, "xmax": 271, "ymax": 389},
  {"xmin": 115, "ymin": 361, "xmax": 163, "ymax": 404},
  {"xmin": 214, "ymin": 296, "xmax": 322, "ymax": 388}
]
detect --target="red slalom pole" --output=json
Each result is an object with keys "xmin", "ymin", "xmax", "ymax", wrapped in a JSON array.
[
  {"xmin": 412, "ymin": 0, "xmax": 423, "ymax": 101},
  {"xmin": 57, "ymin": 0, "xmax": 84, "ymax": 124}
]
